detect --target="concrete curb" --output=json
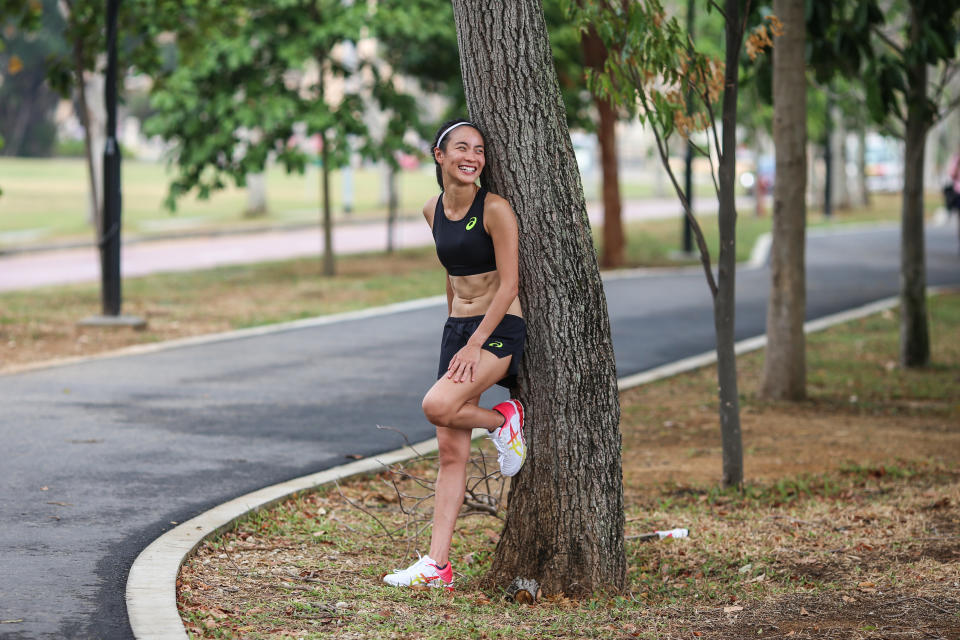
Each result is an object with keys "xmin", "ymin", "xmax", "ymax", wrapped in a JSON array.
[{"xmin": 125, "ymin": 286, "xmax": 955, "ymax": 639}]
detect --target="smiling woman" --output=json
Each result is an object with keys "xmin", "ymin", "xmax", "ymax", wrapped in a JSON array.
[{"xmin": 380, "ymin": 118, "xmax": 528, "ymax": 591}]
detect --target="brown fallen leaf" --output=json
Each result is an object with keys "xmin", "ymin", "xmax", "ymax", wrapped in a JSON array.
[
  {"xmin": 800, "ymin": 606, "xmax": 809, "ymax": 616},
  {"xmin": 723, "ymin": 605, "xmax": 744, "ymax": 613},
  {"xmin": 858, "ymin": 581, "xmax": 876, "ymax": 588},
  {"xmin": 842, "ymin": 595, "xmax": 856, "ymax": 604}
]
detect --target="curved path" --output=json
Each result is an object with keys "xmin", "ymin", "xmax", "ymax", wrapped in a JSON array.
[{"xmin": 0, "ymin": 221, "xmax": 957, "ymax": 638}]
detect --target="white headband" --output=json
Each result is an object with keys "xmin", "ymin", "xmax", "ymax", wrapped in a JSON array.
[{"xmin": 435, "ymin": 121, "xmax": 475, "ymax": 149}]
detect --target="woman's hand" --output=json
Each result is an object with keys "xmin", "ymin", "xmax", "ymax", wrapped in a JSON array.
[{"xmin": 447, "ymin": 344, "xmax": 483, "ymax": 383}]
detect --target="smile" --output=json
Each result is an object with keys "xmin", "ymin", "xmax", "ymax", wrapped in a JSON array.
[{"xmin": 458, "ymin": 165, "xmax": 477, "ymax": 174}]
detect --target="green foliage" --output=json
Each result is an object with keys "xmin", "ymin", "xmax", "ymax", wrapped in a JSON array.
[
  {"xmin": 375, "ymin": 0, "xmax": 595, "ymax": 135},
  {"xmin": 807, "ymin": 0, "xmax": 960, "ymax": 127},
  {"xmin": 142, "ymin": 0, "xmax": 423, "ymax": 210},
  {"xmin": 0, "ymin": 0, "xmax": 66, "ymax": 157}
]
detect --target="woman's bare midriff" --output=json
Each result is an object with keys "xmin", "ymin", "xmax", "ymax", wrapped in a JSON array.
[{"xmin": 449, "ymin": 270, "xmax": 522, "ymax": 318}]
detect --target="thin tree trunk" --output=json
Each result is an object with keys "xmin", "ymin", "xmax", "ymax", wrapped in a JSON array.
[
  {"xmin": 858, "ymin": 126, "xmax": 870, "ymax": 208},
  {"xmin": 386, "ymin": 165, "xmax": 398, "ymax": 253},
  {"xmin": 581, "ymin": 28, "xmax": 624, "ymax": 268},
  {"xmin": 317, "ymin": 57, "xmax": 335, "ymax": 277},
  {"xmin": 834, "ymin": 104, "xmax": 850, "ymax": 210},
  {"xmin": 899, "ymin": 4, "xmax": 930, "ymax": 367},
  {"xmin": 597, "ymin": 97, "xmax": 624, "ymax": 267},
  {"xmin": 452, "ymin": 0, "xmax": 624, "ymax": 595},
  {"xmin": 245, "ymin": 172, "xmax": 268, "ymax": 218},
  {"xmin": 762, "ymin": 0, "xmax": 807, "ymax": 401},
  {"xmin": 73, "ymin": 50, "xmax": 101, "ymax": 236},
  {"xmin": 716, "ymin": 0, "xmax": 744, "ymax": 488},
  {"xmin": 320, "ymin": 131, "xmax": 335, "ymax": 277}
]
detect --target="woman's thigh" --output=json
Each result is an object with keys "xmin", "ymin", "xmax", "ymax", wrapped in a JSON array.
[{"xmin": 424, "ymin": 350, "xmax": 512, "ymax": 414}]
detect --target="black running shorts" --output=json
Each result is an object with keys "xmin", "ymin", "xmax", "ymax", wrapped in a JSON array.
[{"xmin": 437, "ymin": 314, "xmax": 526, "ymax": 389}]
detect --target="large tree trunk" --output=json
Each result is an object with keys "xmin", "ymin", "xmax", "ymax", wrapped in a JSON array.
[
  {"xmin": 451, "ymin": 0, "xmax": 624, "ymax": 595},
  {"xmin": 581, "ymin": 29, "xmax": 624, "ymax": 269},
  {"xmin": 762, "ymin": 0, "xmax": 807, "ymax": 401},
  {"xmin": 899, "ymin": 5, "xmax": 930, "ymax": 367},
  {"xmin": 716, "ymin": 0, "xmax": 744, "ymax": 488}
]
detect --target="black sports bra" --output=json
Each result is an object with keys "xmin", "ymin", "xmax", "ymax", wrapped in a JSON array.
[{"xmin": 432, "ymin": 188, "xmax": 498, "ymax": 276}]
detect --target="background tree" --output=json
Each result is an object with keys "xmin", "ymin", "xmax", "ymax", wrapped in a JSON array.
[
  {"xmin": 377, "ymin": 0, "xmax": 627, "ymax": 266},
  {"xmin": 143, "ymin": 0, "xmax": 374, "ymax": 277},
  {"xmin": 579, "ymin": 0, "xmax": 778, "ymax": 487},
  {"xmin": 0, "ymin": 0, "xmax": 64, "ymax": 158},
  {"xmin": 451, "ymin": 0, "xmax": 625, "ymax": 594},
  {"xmin": 809, "ymin": 0, "xmax": 960, "ymax": 367},
  {"xmin": 761, "ymin": 0, "xmax": 806, "ymax": 401},
  {"xmin": 0, "ymin": 0, "xmax": 43, "ymax": 194}
]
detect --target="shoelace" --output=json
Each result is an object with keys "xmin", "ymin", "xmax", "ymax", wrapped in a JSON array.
[{"xmin": 391, "ymin": 551, "xmax": 426, "ymax": 574}]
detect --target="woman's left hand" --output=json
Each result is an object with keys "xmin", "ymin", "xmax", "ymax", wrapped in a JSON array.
[{"xmin": 447, "ymin": 344, "xmax": 482, "ymax": 383}]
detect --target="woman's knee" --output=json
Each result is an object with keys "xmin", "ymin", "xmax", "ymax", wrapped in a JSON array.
[{"xmin": 422, "ymin": 391, "xmax": 456, "ymax": 426}]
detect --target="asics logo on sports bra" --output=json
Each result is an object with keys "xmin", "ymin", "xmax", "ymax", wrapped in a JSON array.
[
  {"xmin": 488, "ymin": 341, "xmax": 503, "ymax": 348},
  {"xmin": 465, "ymin": 216, "xmax": 477, "ymax": 230}
]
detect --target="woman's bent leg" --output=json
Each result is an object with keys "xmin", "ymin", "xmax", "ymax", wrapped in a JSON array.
[{"xmin": 422, "ymin": 351, "xmax": 512, "ymax": 431}]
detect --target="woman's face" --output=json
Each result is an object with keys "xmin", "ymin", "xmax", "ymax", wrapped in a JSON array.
[{"xmin": 435, "ymin": 127, "xmax": 485, "ymax": 187}]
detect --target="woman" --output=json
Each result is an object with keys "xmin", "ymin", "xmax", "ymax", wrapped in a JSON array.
[{"xmin": 383, "ymin": 119, "xmax": 527, "ymax": 591}]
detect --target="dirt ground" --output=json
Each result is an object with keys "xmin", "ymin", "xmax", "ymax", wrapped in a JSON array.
[
  {"xmin": 620, "ymin": 368, "xmax": 960, "ymax": 497},
  {"xmin": 177, "ymin": 336, "xmax": 960, "ymax": 638}
]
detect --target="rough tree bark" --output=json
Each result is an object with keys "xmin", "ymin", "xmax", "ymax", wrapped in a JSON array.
[
  {"xmin": 761, "ymin": 0, "xmax": 807, "ymax": 401},
  {"xmin": 899, "ymin": 2, "xmax": 930, "ymax": 367},
  {"xmin": 451, "ymin": 0, "xmax": 625, "ymax": 594},
  {"xmin": 716, "ymin": 0, "xmax": 744, "ymax": 488},
  {"xmin": 582, "ymin": 28, "xmax": 625, "ymax": 269}
]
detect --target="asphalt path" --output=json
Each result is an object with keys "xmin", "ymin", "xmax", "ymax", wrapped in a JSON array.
[{"xmin": 0, "ymin": 221, "xmax": 957, "ymax": 639}]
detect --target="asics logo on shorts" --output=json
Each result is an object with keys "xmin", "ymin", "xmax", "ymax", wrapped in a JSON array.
[
  {"xmin": 465, "ymin": 216, "xmax": 478, "ymax": 230},
  {"xmin": 488, "ymin": 341, "xmax": 503, "ymax": 348}
]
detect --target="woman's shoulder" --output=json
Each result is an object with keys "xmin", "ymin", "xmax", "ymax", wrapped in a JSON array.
[
  {"xmin": 423, "ymin": 194, "xmax": 441, "ymax": 225},
  {"xmin": 482, "ymin": 191, "xmax": 514, "ymax": 217}
]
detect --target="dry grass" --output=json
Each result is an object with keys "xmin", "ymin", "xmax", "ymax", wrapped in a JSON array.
[{"xmin": 177, "ymin": 295, "xmax": 960, "ymax": 639}]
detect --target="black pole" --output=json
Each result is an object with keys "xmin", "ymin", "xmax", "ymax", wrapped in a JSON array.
[
  {"xmin": 101, "ymin": 0, "xmax": 122, "ymax": 315},
  {"xmin": 682, "ymin": 0, "xmax": 695, "ymax": 253}
]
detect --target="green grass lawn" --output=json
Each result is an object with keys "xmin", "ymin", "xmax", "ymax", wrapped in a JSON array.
[
  {"xmin": 0, "ymin": 157, "xmax": 733, "ymax": 247},
  {"xmin": 0, "ymin": 157, "xmax": 441, "ymax": 243}
]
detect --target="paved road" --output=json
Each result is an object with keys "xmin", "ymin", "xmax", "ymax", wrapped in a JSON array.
[
  {"xmin": 0, "ymin": 196, "xmax": 737, "ymax": 292},
  {"xmin": 0, "ymin": 221, "xmax": 957, "ymax": 638}
]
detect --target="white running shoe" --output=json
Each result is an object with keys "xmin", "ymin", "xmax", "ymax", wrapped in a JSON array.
[
  {"xmin": 382, "ymin": 553, "xmax": 454, "ymax": 591},
  {"xmin": 491, "ymin": 399, "xmax": 526, "ymax": 477}
]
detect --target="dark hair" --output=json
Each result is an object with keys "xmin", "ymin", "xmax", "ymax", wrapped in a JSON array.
[{"xmin": 431, "ymin": 118, "xmax": 487, "ymax": 189}]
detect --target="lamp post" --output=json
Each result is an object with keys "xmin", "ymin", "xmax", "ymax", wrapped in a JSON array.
[
  {"xmin": 100, "ymin": 0, "xmax": 122, "ymax": 315},
  {"xmin": 81, "ymin": 0, "xmax": 144, "ymax": 328}
]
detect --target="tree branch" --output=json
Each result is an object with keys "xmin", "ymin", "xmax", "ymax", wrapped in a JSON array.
[
  {"xmin": 631, "ymin": 70, "xmax": 718, "ymax": 297},
  {"xmin": 707, "ymin": 0, "xmax": 727, "ymax": 22},
  {"xmin": 334, "ymin": 479, "xmax": 396, "ymax": 541},
  {"xmin": 871, "ymin": 25, "xmax": 905, "ymax": 56}
]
